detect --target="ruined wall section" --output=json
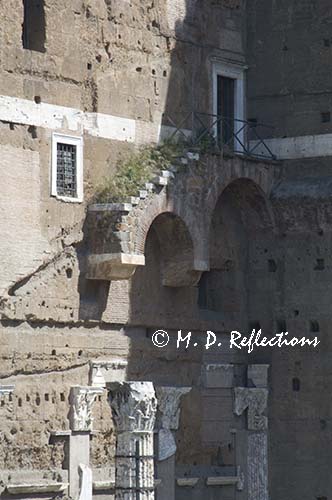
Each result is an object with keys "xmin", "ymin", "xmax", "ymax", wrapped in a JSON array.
[{"xmin": 246, "ymin": 173, "xmax": 332, "ymax": 500}]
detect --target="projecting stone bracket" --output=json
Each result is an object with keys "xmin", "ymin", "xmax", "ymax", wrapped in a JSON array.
[
  {"xmin": 161, "ymin": 263, "xmax": 203, "ymax": 287},
  {"xmin": 87, "ymin": 253, "xmax": 145, "ymax": 280}
]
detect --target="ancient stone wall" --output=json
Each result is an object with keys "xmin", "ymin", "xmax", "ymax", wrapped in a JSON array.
[
  {"xmin": 247, "ymin": 0, "xmax": 332, "ymax": 138},
  {"xmin": 0, "ymin": 1, "xmax": 251, "ymax": 499}
]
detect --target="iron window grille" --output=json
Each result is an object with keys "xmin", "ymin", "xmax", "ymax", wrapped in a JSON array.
[
  {"xmin": 51, "ymin": 133, "xmax": 83, "ymax": 202},
  {"xmin": 56, "ymin": 142, "xmax": 77, "ymax": 198}
]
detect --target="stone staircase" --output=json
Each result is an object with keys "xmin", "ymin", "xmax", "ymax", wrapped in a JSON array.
[{"xmin": 86, "ymin": 150, "xmax": 200, "ymax": 281}]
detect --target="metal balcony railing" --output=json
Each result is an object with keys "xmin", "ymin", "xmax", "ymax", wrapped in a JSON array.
[{"xmin": 162, "ymin": 111, "xmax": 277, "ymax": 161}]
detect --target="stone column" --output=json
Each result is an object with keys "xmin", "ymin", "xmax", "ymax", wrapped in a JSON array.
[
  {"xmin": 155, "ymin": 386, "xmax": 191, "ymax": 500},
  {"xmin": 69, "ymin": 386, "xmax": 103, "ymax": 499},
  {"xmin": 108, "ymin": 381, "xmax": 157, "ymax": 500},
  {"xmin": 234, "ymin": 365, "xmax": 269, "ymax": 500}
]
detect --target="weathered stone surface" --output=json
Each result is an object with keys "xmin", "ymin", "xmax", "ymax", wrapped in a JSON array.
[
  {"xmin": 202, "ymin": 364, "xmax": 234, "ymax": 388},
  {"xmin": 234, "ymin": 387, "xmax": 268, "ymax": 431},
  {"xmin": 248, "ymin": 433, "xmax": 268, "ymax": 500},
  {"xmin": 70, "ymin": 386, "xmax": 104, "ymax": 432}
]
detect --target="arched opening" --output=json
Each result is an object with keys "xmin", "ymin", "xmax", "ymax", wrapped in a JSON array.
[
  {"xmin": 199, "ymin": 178, "xmax": 273, "ymax": 318},
  {"xmin": 129, "ymin": 212, "xmax": 197, "ymax": 325}
]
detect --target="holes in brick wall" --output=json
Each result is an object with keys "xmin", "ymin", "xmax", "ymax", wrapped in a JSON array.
[
  {"xmin": 163, "ymin": 70, "xmax": 167, "ymax": 77},
  {"xmin": 78, "ymin": 350, "xmax": 83, "ymax": 357},
  {"xmin": 18, "ymin": 398, "xmax": 22, "ymax": 407},
  {"xmin": 51, "ymin": 349, "xmax": 56, "ymax": 356},
  {"xmin": 28, "ymin": 125, "xmax": 38, "ymax": 139},
  {"xmin": 314, "ymin": 258, "xmax": 325, "ymax": 270},
  {"xmin": 66, "ymin": 268, "xmax": 73, "ymax": 279},
  {"xmin": 294, "ymin": 310, "xmax": 299, "ymax": 317},
  {"xmin": 60, "ymin": 393, "xmax": 65, "ymax": 402},
  {"xmin": 136, "ymin": 67, "xmax": 142, "ymax": 72},
  {"xmin": 44, "ymin": 393, "xmax": 49, "ymax": 402},
  {"xmin": 36, "ymin": 394, "xmax": 41, "ymax": 406},
  {"xmin": 321, "ymin": 112, "xmax": 331, "ymax": 123},
  {"xmin": 87, "ymin": 62, "xmax": 92, "ymax": 70},
  {"xmin": 152, "ymin": 69, "xmax": 156, "ymax": 75},
  {"xmin": 34, "ymin": 95, "xmax": 41, "ymax": 104},
  {"xmin": 277, "ymin": 319, "xmax": 287, "ymax": 332},
  {"xmin": 310, "ymin": 320, "xmax": 320, "ymax": 333},
  {"xmin": 268, "ymin": 259, "xmax": 277, "ymax": 272},
  {"xmin": 292, "ymin": 378, "xmax": 300, "ymax": 392}
]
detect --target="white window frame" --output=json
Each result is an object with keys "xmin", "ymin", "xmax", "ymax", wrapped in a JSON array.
[
  {"xmin": 51, "ymin": 133, "xmax": 83, "ymax": 203},
  {"xmin": 212, "ymin": 60, "xmax": 246, "ymax": 151}
]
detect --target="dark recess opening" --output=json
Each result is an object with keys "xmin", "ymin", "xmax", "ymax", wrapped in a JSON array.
[
  {"xmin": 22, "ymin": 0, "xmax": 46, "ymax": 52},
  {"xmin": 217, "ymin": 75, "xmax": 235, "ymax": 146}
]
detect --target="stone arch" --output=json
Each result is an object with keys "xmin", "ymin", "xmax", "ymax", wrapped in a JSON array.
[
  {"xmin": 129, "ymin": 209, "xmax": 201, "ymax": 326},
  {"xmin": 198, "ymin": 176, "xmax": 275, "ymax": 314},
  {"xmin": 142, "ymin": 211, "xmax": 199, "ymax": 287}
]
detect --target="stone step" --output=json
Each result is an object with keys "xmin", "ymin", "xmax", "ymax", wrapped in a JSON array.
[
  {"xmin": 139, "ymin": 190, "xmax": 148, "ymax": 199},
  {"xmin": 161, "ymin": 170, "xmax": 175, "ymax": 178},
  {"xmin": 127, "ymin": 196, "xmax": 140, "ymax": 205},
  {"xmin": 89, "ymin": 203, "xmax": 132, "ymax": 213},
  {"xmin": 152, "ymin": 176, "xmax": 168, "ymax": 186}
]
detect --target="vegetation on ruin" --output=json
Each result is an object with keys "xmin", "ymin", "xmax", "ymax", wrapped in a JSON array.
[{"xmin": 94, "ymin": 141, "xmax": 183, "ymax": 203}]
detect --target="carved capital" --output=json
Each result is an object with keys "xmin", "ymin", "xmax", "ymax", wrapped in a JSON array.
[
  {"xmin": 108, "ymin": 381, "xmax": 157, "ymax": 433},
  {"xmin": 156, "ymin": 386, "xmax": 191, "ymax": 430},
  {"xmin": 70, "ymin": 386, "xmax": 104, "ymax": 432},
  {"xmin": 155, "ymin": 386, "xmax": 191, "ymax": 461},
  {"xmin": 234, "ymin": 387, "xmax": 268, "ymax": 431}
]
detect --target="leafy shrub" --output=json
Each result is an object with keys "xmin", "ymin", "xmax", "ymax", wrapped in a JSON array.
[{"xmin": 94, "ymin": 142, "xmax": 182, "ymax": 203}]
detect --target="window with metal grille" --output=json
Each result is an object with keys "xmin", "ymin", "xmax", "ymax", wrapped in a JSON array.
[{"xmin": 56, "ymin": 143, "xmax": 77, "ymax": 198}]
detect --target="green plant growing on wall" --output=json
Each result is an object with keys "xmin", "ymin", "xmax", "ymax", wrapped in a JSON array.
[{"xmin": 94, "ymin": 142, "xmax": 183, "ymax": 203}]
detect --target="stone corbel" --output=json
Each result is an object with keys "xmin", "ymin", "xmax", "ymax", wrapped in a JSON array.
[
  {"xmin": 161, "ymin": 263, "xmax": 203, "ymax": 287},
  {"xmin": 234, "ymin": 387, "xmax": 268, "ymax": 431},
  {"xmin": 70, "ymin": 386, "xmax": 104, "ymax": 432},
  {"xmin": 156, "ymin": 386, "xmax": 191, "ymax": 461},
  {"xmin": 87, "ymin": 253, "xmax": 145, "ymax": 280}
]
